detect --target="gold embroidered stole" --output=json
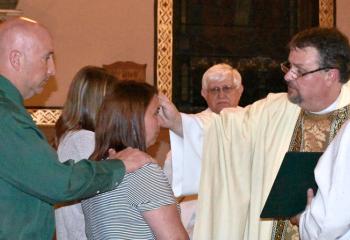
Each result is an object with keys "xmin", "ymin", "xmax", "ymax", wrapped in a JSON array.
[{"xmin": 271, "ymin": 104, "xmax": 350, "ymax": 240}]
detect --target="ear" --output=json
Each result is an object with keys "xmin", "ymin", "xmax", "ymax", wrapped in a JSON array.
[
  {"xmin": 201, "ymin": 88, "xmax": 208, "ymax": 100},
  {"xmin": 238, "ymin": 85, "xmax": 244, "ymax": 95},
  {"xmin": 325, "ymin": 69, "xmax": 338, "ymax": 87},
  {"xmin": 9, "ymin": 50, "xmax": 22, "ymax": 71}
]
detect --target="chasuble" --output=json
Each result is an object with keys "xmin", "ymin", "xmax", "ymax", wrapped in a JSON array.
[{"xmin": 170, "ymin": 82, "xmax": 350, "ymax": 240}]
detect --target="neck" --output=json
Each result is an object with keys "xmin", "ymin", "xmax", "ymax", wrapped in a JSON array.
[
  {"xmin": 305, "ymin": 82, "xmax": 342, "ymax": 112},
  {"xmin": 310, "ymin": 97, "xmax": 338, "ymax": 114}
]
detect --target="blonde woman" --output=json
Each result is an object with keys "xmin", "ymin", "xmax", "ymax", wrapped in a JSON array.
[{"xmin": 55, "ymin": 66, "xmax": 118, "ymax": 240}]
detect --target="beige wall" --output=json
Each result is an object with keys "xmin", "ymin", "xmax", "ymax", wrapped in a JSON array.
[
  {"xmin": 16, "ymin": 0, "xmax": 350, "ymax": 106},
  {"xmin": 17, "ymin": 0, "xmax": 154, "ymax": 106},
  {"xmin": 336, "ymin": 0, "xmax": 350, "ymax": 39}
]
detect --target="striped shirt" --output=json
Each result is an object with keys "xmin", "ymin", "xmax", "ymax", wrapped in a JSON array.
[{"xmin": 82, "ymin": 163, "xmax": 177, "ymax": 240}]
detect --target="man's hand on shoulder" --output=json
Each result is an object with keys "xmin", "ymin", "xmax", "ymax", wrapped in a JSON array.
[{"xmin": 108, "ymin": 148, "xmax": 155, "ymax": 173}]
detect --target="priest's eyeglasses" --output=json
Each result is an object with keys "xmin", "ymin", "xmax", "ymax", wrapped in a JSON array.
[
  {"xmin": 207, "ymin": 85, "xmax": 234, "ymax": 95},
  {"xmin": 280, "ymin": 61, "xmax": 335, "ymax": 79}
]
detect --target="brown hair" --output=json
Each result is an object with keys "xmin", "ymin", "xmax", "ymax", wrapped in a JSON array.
[
  {"xmin": 55, "ymin": 66, "xmax": 117, "ymax": 144},
  {"xmin": 289, "ymin": 27, "xmax": 350, "ymax": 83},
  {"xmin": 90, "ymin": 80, "xmax": 157, "ymax": 160}
]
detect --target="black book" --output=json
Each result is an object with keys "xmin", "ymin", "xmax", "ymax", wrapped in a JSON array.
[{"xmin": 260, "ymin": 151, "xmax": 323, "ymax": 219}]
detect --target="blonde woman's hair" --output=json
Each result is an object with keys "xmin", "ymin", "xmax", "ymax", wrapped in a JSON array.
[{"xmin": 55, "ymin": 66, "xmax": 117, "ymax": 143}]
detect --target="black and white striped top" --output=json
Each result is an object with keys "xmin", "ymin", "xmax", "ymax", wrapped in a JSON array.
[{"xmin": 82, "ymin": 163, "xmax": 177, "ymax": 240}]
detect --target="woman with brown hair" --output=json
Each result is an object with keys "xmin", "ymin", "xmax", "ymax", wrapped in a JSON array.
[
  {"xmin": 82, "ymin": 81, "xmax": 188, "ymax": 240},
  {"xmin": 55, "ymin": 66, "xmax": 118, "ymax": 240}
]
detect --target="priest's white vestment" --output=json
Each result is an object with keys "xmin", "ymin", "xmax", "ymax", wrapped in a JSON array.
[
  {"xmin": 170, "ymin": 82, "xmax": 350, "ymax": 240},
  {"xmin": 299, "ymin": 120, "xmax": 350, "ymax": 240}
]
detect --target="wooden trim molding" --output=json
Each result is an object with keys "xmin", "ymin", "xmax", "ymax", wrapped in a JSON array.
[
  {"xmin": 27, "ymin": 108, "xmax": 62, "ymax": 126},
  {"xmin": 319, "ymin": 0, "xmax": 335, "ymax": 27},
  {"xmin": 0, "ymin": 9, "xmax": 22, "ymax": 21},
  {"xmin": 155, "ymin": 0, "xmax": 173, "ymax": 99}
]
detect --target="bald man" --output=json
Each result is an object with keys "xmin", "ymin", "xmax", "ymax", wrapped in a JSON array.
[{"xmin": 0, "ymin": 17, "xmax": 151, "ymax": 239}]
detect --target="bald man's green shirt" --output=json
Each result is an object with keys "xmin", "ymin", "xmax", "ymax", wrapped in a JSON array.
[{"xmin": 0, "ymin": 75, "xmax": 125, "ymax": 239}]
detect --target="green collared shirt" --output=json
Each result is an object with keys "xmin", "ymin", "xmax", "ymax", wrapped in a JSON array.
[{"xmin": 0, "ymin": 75, "xmax": 125, "ymax": 239}]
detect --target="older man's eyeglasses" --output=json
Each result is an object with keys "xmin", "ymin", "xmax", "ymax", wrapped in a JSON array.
[
  {"xmin": 207, "ymin": 85, "xmax": 234, "ymax": 95},
  {"xmin": 280, "ymin": 61, "xmax": 335, "ymax": 79}
]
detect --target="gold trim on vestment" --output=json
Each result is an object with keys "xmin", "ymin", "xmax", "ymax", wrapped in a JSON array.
[{"xmin": 272, "ymin": 104, "xmax": 350, "ymax": 240}]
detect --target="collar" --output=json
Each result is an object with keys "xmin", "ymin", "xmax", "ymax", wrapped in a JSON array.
[
  {"xmin": 310, "ymin": 96, "xmax": 339, "ymax": 115},
  {"xmin": 0, "ymin": 75, "xmax": 24, "ymax": 106}
]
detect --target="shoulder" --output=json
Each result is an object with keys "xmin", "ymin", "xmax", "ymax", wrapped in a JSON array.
[
  {"xmin": 218, "ymin": 92, "xmax": 300, "ymax": 129},
  {"xmin": 127, "ymin": 163, "xmax": 172, "ymax": 190},
  {"xmin": 331, "ymin": 120, "xmax": 350, "ymax": 147},
  {"xmin": 253, "ymin": 92, "xmax": 291, "ymax": 109},
  {"xmin": 67, "ymin": 129, "xmax": 94, "ymax": 139},
  {"xmin": 126, "ymin": 163, "xmax": 176, "ymax": 210},
  {"xmin": 245, "ymin": 92, "xmax": 299, "ymax": 117},
  {"xmin": 60, "ymin": 130, "xmax": 94, "ymax": 144},
  {"xmin": 0, "ymin": 94, "xmax": 38, "ymax": 135},
  {"xmin": 131, "ymin": 163, "xmax": 166, "ymax": 180},
  {"xmin": 58, "ymin": 130, "xmax": 95, "ymax": 162},
  {"xmin": 0, "ymin": 94, "xmax": 21, "ymax": 124},
  {"xmin": 0, "ymin": 103, "xmax": 14, "ymax": 125}
]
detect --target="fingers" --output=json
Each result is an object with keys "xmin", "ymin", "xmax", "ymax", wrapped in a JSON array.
[
  {"xmin": 290, "ymin": 214, "xmax": 300, "ymax": 226},
  {"xmin": 158, "ymin": 94, "xmax": 171, "ymax": 110},
  {"xmin": 306, "ymin": 188, "xmax": 314, "ymax": 206},
  {"xmin": 289, "ymin": 188, "xmax": 314, "ymax": 227},
  {"xmin": 157, "ymin": 96, "xmax": 182, "ymax": 132},
  {"xmin": 158, "ymin": 94, "xmax": 176, "ymax": 111},
  {"xmin": 158, "ymin": 93, "xmax": 169, "ymax": 101},
  {"xmin": 108, "ymin": 148, "xmax": 117, "ymax": 157}
]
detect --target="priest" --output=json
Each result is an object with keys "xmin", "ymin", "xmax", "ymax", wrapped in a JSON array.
[{"xmin": 159, "ymin": 27, "xmax": 350, "ymax": 240}]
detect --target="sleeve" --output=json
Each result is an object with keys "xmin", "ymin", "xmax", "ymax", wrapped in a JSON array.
[
  {"xmin": 170, "ymin": 113, "xmax": 206, "ymax": 196},
  {"xmin": 162, "ymin": 151, "xmax": 173, "ymax": 185},
  {"xmin": 0, "ymin": 110, "xmax": 125, "ymax": 205},
  {"xmin": 194, "ymin": 107, "xmax": 252, "ymax": 240},
  {"xmin": 127, "ymin": 163, "xmax": 176, "ymax": 212},
  {"xmin": 299, "ymin": 121, "xmax": 350, "ymax": 240}
]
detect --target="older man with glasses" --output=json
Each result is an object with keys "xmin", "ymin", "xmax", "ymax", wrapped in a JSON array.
[
  {"xmin": 200, "ymin": 63, "xmax": 243, "ymax": 114},
  {"xmin": 162, "ymin": 63, "xmax": 243, "ymax": 238},
  {"xmin": 159, "ymin": 27, "xmax": 350, "ymax": 240}
]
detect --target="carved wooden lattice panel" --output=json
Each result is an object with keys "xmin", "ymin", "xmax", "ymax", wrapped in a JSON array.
[
  {"xmin": 27, "ymin": 108, "xmax": 62, "ymax": 126},
  {"xmin": 319, "ymin": 0, "xmax": 334, "ymax": 27},
  {"xmin": 156, "ymin": 0, "xmax": 173, "ymax": 99}
]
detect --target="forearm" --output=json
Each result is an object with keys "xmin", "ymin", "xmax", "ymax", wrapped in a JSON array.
[
  {"xmin": 170, "ymin": 113, "xmax": 203, "ymax": 196},
  {"xmin": 1, "ymin": 132, "xmax": 125, "ymax": 204},
  {"xmin": 143, "ymin": 204, "xmax": 189, "ymax": 240},
  {"xmin": 171, "ymin": 113, "xmax": 183, "ymax": 137}
]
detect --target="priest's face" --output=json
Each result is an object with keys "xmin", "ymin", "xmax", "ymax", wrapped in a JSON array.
[{"xmin": 283, "ymin": 46, "xmax": 334, "ymax": 112}]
